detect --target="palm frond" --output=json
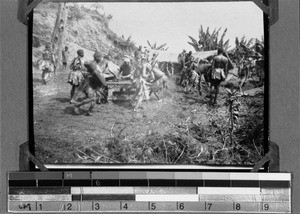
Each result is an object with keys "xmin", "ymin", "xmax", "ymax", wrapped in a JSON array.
[
  {"xmin": 223, "ymin": 39, "xmax": 230, "ymax": 50},
  {"xmin": 188, "ymin": 35, "xmax": 199, "ymax": 45},
  {"xmin": 126, "ymin": 35, "xmax": 132, "ymax": 43},
  {"xmin": 246, "ymin": 38, "xmax": 254, "ymax": 47},
  {"xmin": 188, "ymin": 42, "xmax": 200, "ymax": 52},
  {"xmin": 235, "ymin": 37, "xmax": 240, "ymax": 48},
  {"xmin": 147, "ymin": 40, "xmax": 152, "ymax": 48},
  {"xmin": 219, "ymin": 28, "xmax": 227, "ymax": 42},
  {"xmin": 156, "ymin": 43, "xmax": 167, "ymax": 50}
]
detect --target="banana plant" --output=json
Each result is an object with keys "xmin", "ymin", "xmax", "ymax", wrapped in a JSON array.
[{"xmin": 188, "ymin": 25, "xmax": 230, "ymax": 51}]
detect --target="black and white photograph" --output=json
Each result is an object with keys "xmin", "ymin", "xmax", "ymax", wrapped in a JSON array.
[{"xmin": 32, "ymin": 1, "xmax": 266, "ymax": 165}]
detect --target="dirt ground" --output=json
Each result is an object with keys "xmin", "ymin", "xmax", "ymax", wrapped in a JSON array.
[{"xmin": 33, "ymin": 66, "xmax": 264, "ymax": 165}]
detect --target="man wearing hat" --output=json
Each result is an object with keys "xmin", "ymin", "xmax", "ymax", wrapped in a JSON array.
[{"xmin": 68, "ymin": 49, "xmax": 85, "ymax": 103}]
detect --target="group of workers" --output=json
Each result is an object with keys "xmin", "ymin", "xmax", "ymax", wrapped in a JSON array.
[
  {"xmin": 38, "ymin": 43, "xmax": 168, "ymax": 114},
  {"xmin": 177, "ymin": 48, "xmax": 230, "ymax": 105},
  {"xmin": 38, "ymin": 41, "xmax": 232, "ymax": 112}
]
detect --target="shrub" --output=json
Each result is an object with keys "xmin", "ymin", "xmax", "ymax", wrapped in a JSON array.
[{"xmin": 68, "ymin": 5, "xmax": 85, "ymax": 21}]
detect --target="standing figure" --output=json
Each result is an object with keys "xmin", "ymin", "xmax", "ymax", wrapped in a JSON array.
[
  {"xmin": 196, "ymin": 59, "xmax": 212, "ymax": 96},
  {"xmin": 134, "ymin": 46, "xmax": 143, "ymax": 62},
  {"xmin": 185, "ymin": 56, "xmax": 199, "ymax": 93},
  {"xmin": 237, "ymin": 58, "xmax": 250, "ymax": 95},
  {"xmin": 61, "ymin": 46, "xmax": 69, "ymax": 70},
  {"xmin": 68, "ymin": 49, "xmax": 85, "ymax": 103},
  {"xmin": 148, "ymin": 67, "xmax": 168, "ymax": 99},
  {"xmin": 179, "ymin": 51, "xmax": 193, "ymax": 86},
  {"xmin": 210, "ymin": 48, "xmax": 229, "ymax": 105},
  {"xmin": 131, "ymin": 56, "xmax": 152, "ymax": 110},
  {"xmin": 39, "ymin": 44, "xmax": 55, "ymax": 85},
  {"xmin": 73, "ymin": 51, "xmax": 109, "ymax": 115},
  {"xmin": 178, "ymin": 49, "xmax": 186, "ymax": 71}
]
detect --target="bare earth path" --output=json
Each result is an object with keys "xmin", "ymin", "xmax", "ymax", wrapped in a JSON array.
[{"xmin": 33, "ymin": 67, "xmax": 263, "ymax": 164}]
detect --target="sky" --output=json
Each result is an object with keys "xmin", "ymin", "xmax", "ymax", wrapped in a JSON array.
[{"xmin": 80, "ymin": 2, "xmax": 264, "ymax": 53}]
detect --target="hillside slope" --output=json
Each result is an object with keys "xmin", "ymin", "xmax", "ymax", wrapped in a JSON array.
[{"xmin": 33, "ymin": 2, "xmax": 132, "ymax": 65}]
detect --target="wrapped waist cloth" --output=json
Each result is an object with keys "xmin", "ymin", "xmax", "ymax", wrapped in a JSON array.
[
  {"xmin": 68, "ymin": 70, "xmax": 84, "ymax": 86},
  {"xmin": 39, "ymin": 60, "xmax": 54, "ymax": 72},
  {"xmin": 212, "ymin": 68, "xmax": 225, "ymax": 80}
]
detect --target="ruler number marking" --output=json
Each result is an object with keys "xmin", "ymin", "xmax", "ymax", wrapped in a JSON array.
[
  {"xmin": 235, "ymin": 203, "xmax": 241, "ymax": 210},
  {"xmin": 67, "ymin": 203, "xmax": 72, "ymax": 210},
  {"xmin": 63, "ymin": 203, "xmax": 72, "ymax": 211},
  {"xmin": 94, "ymin": 202, "xmax": 100, "ymax": 210},
  {"xmin": 38, "ymin": 203, "xmax": 42, "ymax": 211},
  {"xmin": 150, "ymin": 202, "xmax": 156, "ymax": 210},
  {"xmin": 121, "ymin": 202, "xmax": 128, "ymax": 210},
  {"xmin": 263, "ymin": 203, "xmax": 269, "ymax": 211},
  {"xmin": 205, "ymin": 202, "xmax": 212, "ymax": 210},
  {"xmin": 178, "ymin": 202, "xmax": 185, "ymax": 210}
]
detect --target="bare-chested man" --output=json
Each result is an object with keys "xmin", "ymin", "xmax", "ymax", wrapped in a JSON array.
[
  {"xmin": 210, "ymin": 48, "xmax": 229, "ymax": 105},
  {"xmin": 73, "ymin": 51, "xmax": 109, "ymax": 115}
]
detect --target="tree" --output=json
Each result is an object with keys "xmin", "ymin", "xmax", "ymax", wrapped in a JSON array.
[
  {"xmin": 51, "ymin": 2, "xmax": 68, "ymax": 72},
  {"xmin": 230, "ymin": 36, "xmax": 264, "ymax": 64},
  {"xmin": 252, "ymin": 37, "xmax": 264, "ymax": 56},
  {"xmin": 188, "ymin": 25, "xmax": 230, "ymax": 52},
  {"xmin": 120, "ymin": 35, "xmax": 135, "ymax": 52}
]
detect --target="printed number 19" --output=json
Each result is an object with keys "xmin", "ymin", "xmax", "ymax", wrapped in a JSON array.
[{"xmin": 263, "ymin": 204, "xmax": 269, "ymax": 211}]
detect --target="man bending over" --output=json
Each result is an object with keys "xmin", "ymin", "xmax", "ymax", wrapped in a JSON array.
[{"xmin": 73, "ymin": 51, "xmax": 109, "ymax": 115}]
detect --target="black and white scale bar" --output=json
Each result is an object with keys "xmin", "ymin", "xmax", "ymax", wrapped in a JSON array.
[
  {"xmin": 9, "ymin": 187, "xmax": 70, "ymax": 195},
  {"xmin": 8, "ymin": 172, "xmax": 291, "ymax": 188},
  {"xmin": 8, "ymin": 180, "xmax": 291, "ymax": 188},
  {"xmin": 82, "ymin": 194, "xmax": 135, "ymax": 201}
]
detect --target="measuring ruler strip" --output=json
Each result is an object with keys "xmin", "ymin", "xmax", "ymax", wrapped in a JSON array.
[
  {"xmin": 8, "ymin": 172, "xmax": 291, "ymax": 188},
  {"xmin": 7, "ymin": 172, "xmax": 292, "ymax": 213},
  {"xmin": 8, "ymin": 201, "xmax": 291, "ymax": 212},
  {"xmin": 8, "ymin": 179, "xmax": 291, "ymax": 188},
  {"xmin": 8, "ymin": 172, "xmax": 292, "ymax": 181}
]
